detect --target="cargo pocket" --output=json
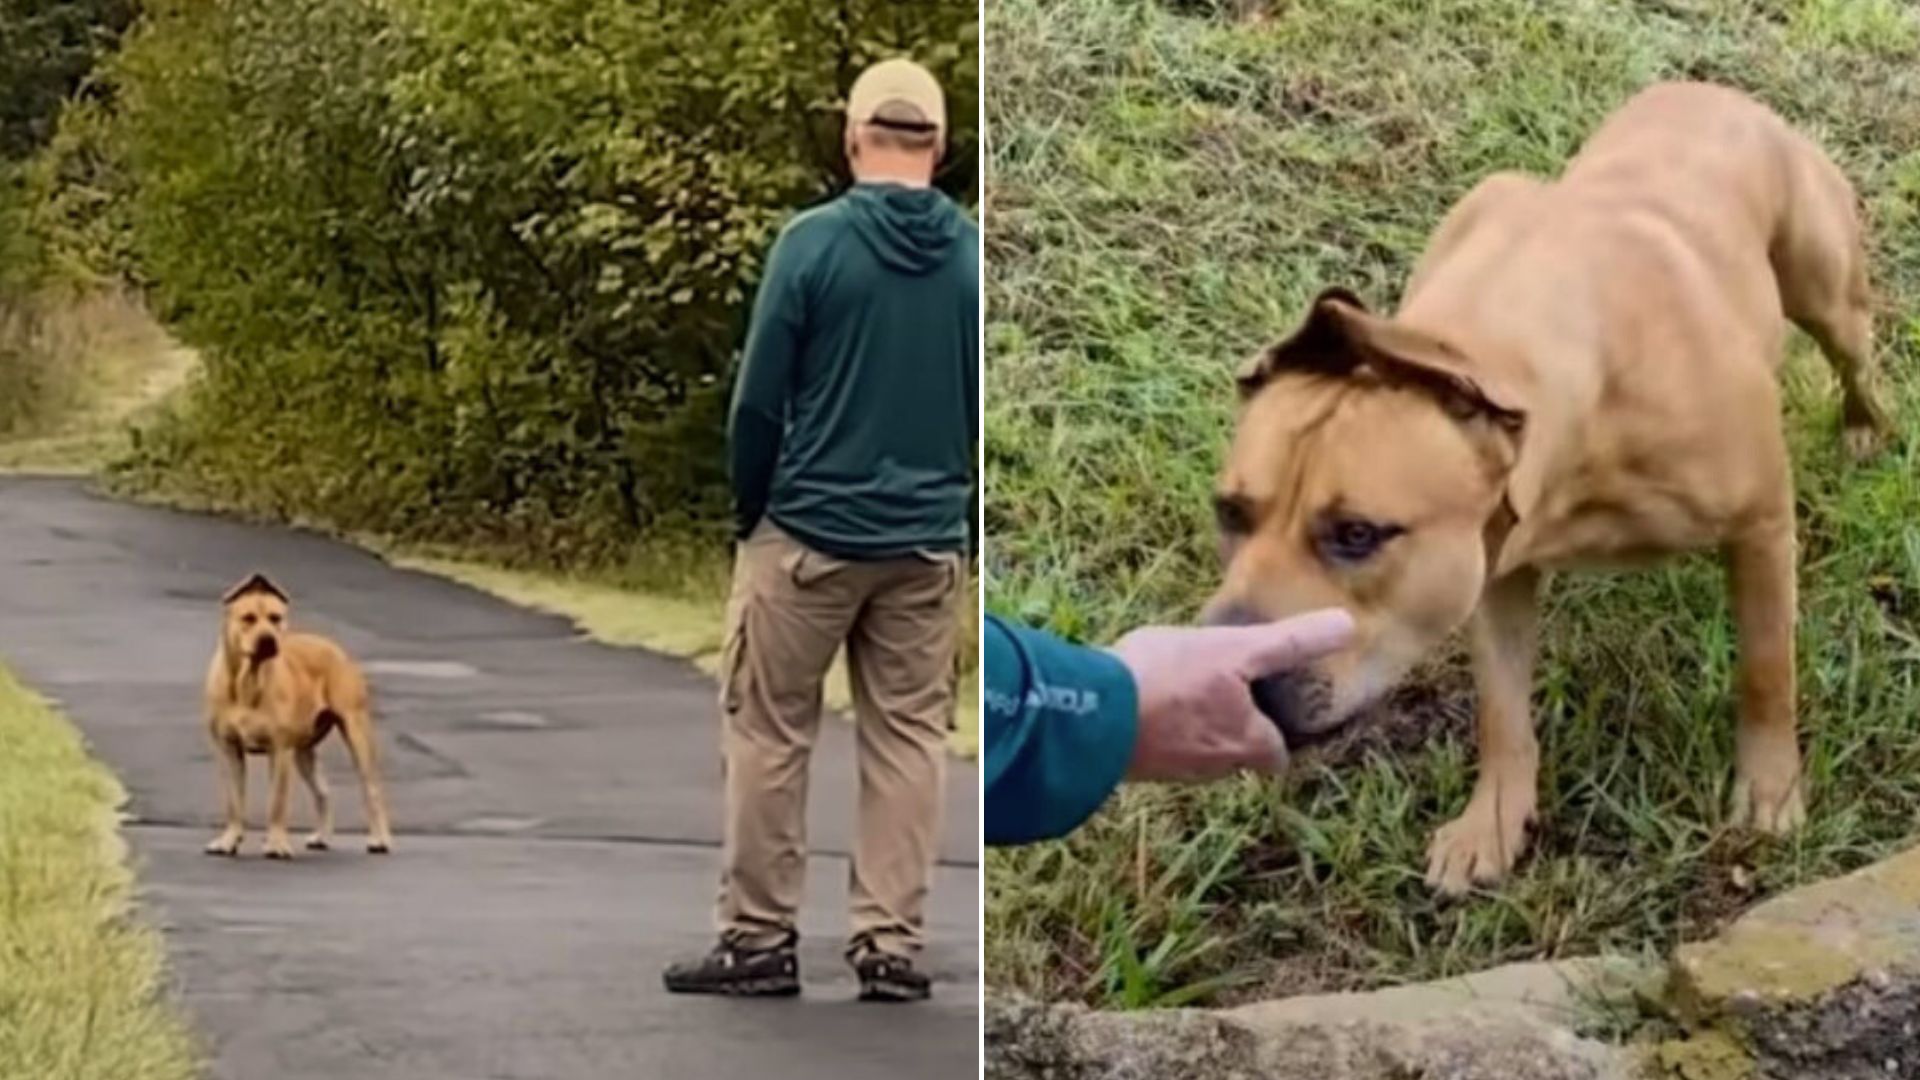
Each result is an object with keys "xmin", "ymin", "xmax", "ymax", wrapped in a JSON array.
[
  {"xmin": 785, "ymin": 544, "xmax": 850, "ymax": 590},
  {"xmin": 912, "ymin": 548, "xmax": 964, "ymax": 596},
  {"xmin": 720, "ymin": 604, "xmax": 750, "ymax": 715}
]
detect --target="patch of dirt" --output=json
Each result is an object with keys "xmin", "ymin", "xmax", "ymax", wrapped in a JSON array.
[
  {"xmin": 1218, "ymin": 950, "xmax": 1369, "ymax": 1007},
  {"xmin": 1675, "ymin": 832, "xmax": 1769, "ymax": 943},
  {"xmin": 1291, "ymin": 658, "xmax": 1477, "ymax": 769}
]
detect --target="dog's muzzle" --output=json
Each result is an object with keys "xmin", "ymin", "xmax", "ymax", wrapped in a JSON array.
[
  {"xmin": 1204, "ymin": 599, "xmax": 1344, "ymax": 744},
  {"xmin": 1249, "ymin": 671, "xmax": 1341, "ymax": 745},
  {"xmin": 252, "ymin": 635, "xmax": 280, "ymax": 660}
]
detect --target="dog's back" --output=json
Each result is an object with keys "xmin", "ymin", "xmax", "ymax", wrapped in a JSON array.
[{"xmin": 1565, "ymin": 82, "xmax": 1864, "ymax": 329}]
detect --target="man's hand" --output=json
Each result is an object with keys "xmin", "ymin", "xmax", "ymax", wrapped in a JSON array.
[{"xmin": 1109, "ymin": 609, "xmax": 1356, "ymax": 782}]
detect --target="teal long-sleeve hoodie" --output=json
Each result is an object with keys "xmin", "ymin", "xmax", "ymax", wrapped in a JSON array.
[
  {"xmin": 984, "ymin": 615, "xmax": 1140, "ymax": 845},
  {"xmin": 728, "ymin": 182, "xmax": 979, "ymax": 559}
]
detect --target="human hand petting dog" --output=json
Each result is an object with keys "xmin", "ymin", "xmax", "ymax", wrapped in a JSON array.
[{"xmin": 1110, "ymin": 609, "xmax": 1355, "ymax": 782}]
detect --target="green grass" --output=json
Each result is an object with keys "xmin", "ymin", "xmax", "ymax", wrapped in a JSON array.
[
  {"xmin": 0, "ymin": 664, "xmax": 198, "ymax": 1079},
  {"xmin": 984, "ymin": 0, "xmax": 1920, "ymax": 1009}
]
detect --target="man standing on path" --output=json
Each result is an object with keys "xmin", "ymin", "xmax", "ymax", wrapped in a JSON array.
[{"xmin": 664, "ymin": 58, "xmax": 977, "ymax": 1003}]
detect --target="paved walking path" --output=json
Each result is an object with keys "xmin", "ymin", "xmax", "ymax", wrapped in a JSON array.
[{"xmin": 0, "ymin": 476, "xmax": 978, "ymax": 1079}]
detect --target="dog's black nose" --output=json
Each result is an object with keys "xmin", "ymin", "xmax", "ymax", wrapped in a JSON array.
[{"xmin": 254, "ymin": 635, "xmax": 280, "ymax": 659}]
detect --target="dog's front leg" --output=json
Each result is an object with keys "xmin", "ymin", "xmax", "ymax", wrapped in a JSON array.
[
  {"xmin": 1727, "ymin": 518, "xmax": 1805, "ymax": 833},
  {"xmin": 1427, "ymin": 567, "xmax": 1542, "ymax": 895},
  {"xmin": 263, "ymin": 746, "xmax": 297, "ymax": 859},
  {"xmin": 205, "ymin": 737, "xmax": 247, "ymax": 856}
]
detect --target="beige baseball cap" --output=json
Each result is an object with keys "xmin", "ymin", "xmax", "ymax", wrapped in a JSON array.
[{"xmin": 846, "ymin": 58, "xmax": 946, "ymax": 136}]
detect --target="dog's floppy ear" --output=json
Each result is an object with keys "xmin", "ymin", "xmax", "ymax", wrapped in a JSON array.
[
  {"xmin": 1236, "ymin": 286, "xmax": 1370, "ymax": 399},
  {"xmin": 222, "ymin": 572, "xmax": 289, "ymax": 606},
  {"xmin": 1241, "ymin": 287, "xmax": 1526, "ymax": 436}
]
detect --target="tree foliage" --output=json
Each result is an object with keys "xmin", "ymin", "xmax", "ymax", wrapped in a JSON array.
[
  {"xmin": 0, "ymin": 0, "xmax": 133, "ymax": 162},
  {"xmin": 0, "ymin": 0, "xmax": 134, "ymax": 429},
  {"xmin": 79, "ymin": 0, "xmax": 977, "ymax": 565}
]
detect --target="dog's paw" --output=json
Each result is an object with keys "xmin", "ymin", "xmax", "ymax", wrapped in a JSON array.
[
  {"xmin": 1424, "ymin": 786, "xmax": 1536, "ymax": 896},
  {"xmin": 1731, "ymin": 735, "xmax": 1805, "ymax": 834},
  {"xmin": 368, "ymin": 840, "xmax": 391, "ymax": 855},
  {"xmin": 1729, "ymin": 772, "xmax": 1806, "ymax": 834},
  {"xmin": 1843, "ymin": 423, "xmax": 1887, "ymax": 463},
  {"xmin": 305, "ymin": 834, "xmax": 330, "ymax": 852},
  {"xmin": 262, "ymin": 833, "xmax": 295, "ymax": 860},
  {"xmin": 204, "ymin": 834, "xmax": 242, "ymax": 857}
]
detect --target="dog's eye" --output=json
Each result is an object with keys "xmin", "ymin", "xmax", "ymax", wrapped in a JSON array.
[
  {"xmin": 1317, "ymin": 517, "xmax": 1405, "ymax": 563},
  {"xmin": 268, "ymin": 614, "xmax": 283, "ymax": 625},
  {"xmin": 241, "ymin": 614, "xmax": 258, "ymax": 626},
  {"xmin": 1214, "ymin": 495, "xmax": 1253, "ymax": 536}
]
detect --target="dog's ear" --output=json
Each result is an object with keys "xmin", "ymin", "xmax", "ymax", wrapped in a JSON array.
[
  {"xmin": 222, "ymin": 572, "xmax": 289, "ymax": 606},
  {"xmin": 1236, "ymin": 286, "xmax": 1371, "ymax": 398},
  {"xmin": 1243, "ymin": 288, "xmax": 1525, "ymax": 431}
]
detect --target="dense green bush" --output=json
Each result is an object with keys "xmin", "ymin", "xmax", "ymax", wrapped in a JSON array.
[{"xmin": 75, "ymin": 0, "xmax": 975, "ymax": 570}]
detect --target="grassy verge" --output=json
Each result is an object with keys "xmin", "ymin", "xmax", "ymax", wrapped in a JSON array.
[
  {"xmin": 0, "ymin": 664, "xmax": 197, "ymax": 1080},
  {"xmin": 387, "ymin": 549, "xmax": 982, "ymax": 757},
  {"xmin": 985, "ymin": 0, "xmax": 1920, "ymax": 1008}
]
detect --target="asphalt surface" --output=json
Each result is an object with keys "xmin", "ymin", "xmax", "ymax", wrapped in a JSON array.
[{"xmin": 0, "ymin": 476, "xmax": 979, "ymax": 1079}]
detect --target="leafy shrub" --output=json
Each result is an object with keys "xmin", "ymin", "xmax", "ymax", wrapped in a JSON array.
[{"xmin": 79, "ymin": 0, "xmax": 976, "ymax": 571}]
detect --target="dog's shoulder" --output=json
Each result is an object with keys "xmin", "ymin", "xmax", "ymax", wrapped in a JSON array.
[{"xmin": 204, "ymin": 645, "xmax": 236, "ymax": 705}]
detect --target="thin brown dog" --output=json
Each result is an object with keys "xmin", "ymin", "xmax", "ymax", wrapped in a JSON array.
[
  {"xmin": 1208, "ymin": 82, "xmax": 1889, "ymax": 895},
  {"xmin": 204, "ymin": 572, "xmax": 394, "ymax": 858}
]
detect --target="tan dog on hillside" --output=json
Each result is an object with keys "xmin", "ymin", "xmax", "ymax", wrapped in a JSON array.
[
  {"xmin": 1208, "ymin": 82, "xmax": 1889, "ymax": 895},
  {"xmin": 204, "ymin": 572, "xmax": 394, "ymax": 858}
]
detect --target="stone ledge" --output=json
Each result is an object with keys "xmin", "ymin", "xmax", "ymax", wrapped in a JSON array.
[
  {"xmin": 1658, "ymin": 843, "xmax": 1920, "ymax": 1079},
  {"xmin": 987, "ymin": 843, "xmax": 1920, "ymax": 1080},
  {"xmin": 985, "ymin": 957, "xmax": 1649, "ymax": 1080}
]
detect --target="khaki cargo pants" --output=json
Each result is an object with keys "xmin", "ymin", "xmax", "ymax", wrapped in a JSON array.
[{"xmin": 716, "ymin": 521, "xmax": 962, "ymax": 957}]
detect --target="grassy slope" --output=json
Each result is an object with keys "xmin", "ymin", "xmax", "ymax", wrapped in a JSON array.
[
  {"xmin": 0, "ymin": 664, "xmax": 198, "ymax": 1080},
  {"xmin": 0, "ymin": 289, "xmax": 192, "ymax": 473},
  {"xmin": 985, "ymin": 0, "xmax": 1920, "ymax": 1008}
]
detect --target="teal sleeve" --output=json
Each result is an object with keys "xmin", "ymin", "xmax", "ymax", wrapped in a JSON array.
[
  {"xmin": 728, "ymin": 227, "xmax": 806, "ymax": 540},
  {"xmin": 983, "ymin": 614, "xmax": 1140, "ymax": 845}
]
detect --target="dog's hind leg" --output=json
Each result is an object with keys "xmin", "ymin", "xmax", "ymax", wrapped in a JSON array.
[
  {"xmin": 1726, "ymin": 510, "xmax": 1806, "ymax": 835},
  {"xmin": 263, "ymin": 747, "xmax": 297, "ymax": 859},
  {"xmin": 1796, "ymin": 269, "xmax": 1888, "ymax": 461},
  {"xmin": 205, "ymin": 738, "xmax": 247, "ymax": 856},
  {"xmin": 1777, "ymin": 149, "xmax": 1889, "ymax": 459},
  {"xmin": 339, "ymin": 711, "xmax": 394, "ymax": 853},
  {"xmin": 297, "ymin": 745, "xmax": 332, "ymax": 851}
]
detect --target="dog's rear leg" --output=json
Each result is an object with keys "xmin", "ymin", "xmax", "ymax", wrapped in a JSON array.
[
  {"xmin": 205, "ymin": 738, "xmax": 246, "ymax": 856},
  {"xmin": 340, "ymin": 712, "xmax": 394, "ymax": 853},
  {"xmin": 263, "ymin": 747, "xmax": 296, "ymax": 859},
  {"xmin": 297, "ymin": 746, "xmax": 332, "ymax": 851},
  {"xmin": 1426, "ymin": 567, "xmax": 1542, "ymax": 895},
  {"xmin": 1726, "ymin": 513, "xmax": 1805, "ymax": 834},
  {"xmin": 1778, "ymin": 160, "xmax": 1889, "ymax": 459},
  {"xmin": 1798, "ymin": 294, "xmax": 1889, "ymax": 461}
]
